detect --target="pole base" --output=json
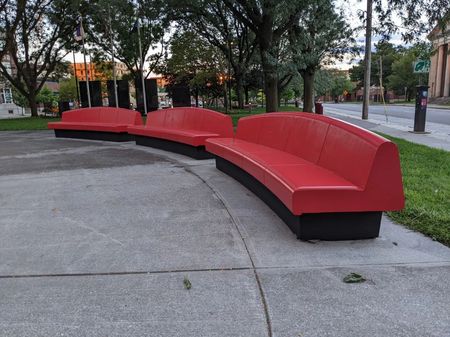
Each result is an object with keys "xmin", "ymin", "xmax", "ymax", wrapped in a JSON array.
[{"xmin": 408, "ymin": 131, "xmax": 431, "ymax": 134}]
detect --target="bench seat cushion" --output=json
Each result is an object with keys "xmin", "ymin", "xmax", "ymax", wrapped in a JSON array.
[
  {"xmin": 48, "ymin": 122, "xmax": 128, "ymax": 133},
  {"xmin": 206, "ymin": 138, "xmax": 368, "ymax": 215},
  {"xmin": 128, "ymin": 126, "xmax": 220, "ymax": 147}
]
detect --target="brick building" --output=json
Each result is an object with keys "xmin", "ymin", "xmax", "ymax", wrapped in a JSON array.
[{"xmin": 70, "ymin": 62, "xmax": 129, "ymax": 81}]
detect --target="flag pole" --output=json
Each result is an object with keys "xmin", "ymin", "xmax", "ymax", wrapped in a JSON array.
[
  {"xmin": 80, "ymin": 16, "xmax": 91, "ymax": 108},
  {"xmin": 137, "ymin": 18, "xmax": 147, "ymax": 115},
  {"xmin": 72, "ymin": 50, "xmax": 81, "ymax": 107},
  {"xmin": 108, "ymin": 5, "xmax": 118, "ymax": 108}
]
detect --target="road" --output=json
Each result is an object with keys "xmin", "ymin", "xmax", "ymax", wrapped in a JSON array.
[{"xmin": 323, "ymin": 103, "xmax": 450, "ymax": 126}]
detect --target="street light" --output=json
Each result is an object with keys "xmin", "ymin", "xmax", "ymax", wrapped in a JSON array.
[
  {"xmin": 228, "ymin": 40, "xmax": 233, "ymax": 111},
  {"xmin": 219, "ymin": 74, "xmax": 228, "ymax": 114}
]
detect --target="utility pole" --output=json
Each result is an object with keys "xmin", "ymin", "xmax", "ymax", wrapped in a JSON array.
[
  {"xmin": 379, "ymin": 56, "xmax": 388, "ymax": 122},
  {"xmin": 379, "ymin": 56, "xmax": 383, "ymax": 102},
  {"xmin": 362, "ymin": 0, "xmax": 372, "ymax": 120}
]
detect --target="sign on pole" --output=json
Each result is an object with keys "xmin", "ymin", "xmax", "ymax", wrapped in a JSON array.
[{"xmin": 413, "ymin": 60, "xmax": 431, "ymax": 73}]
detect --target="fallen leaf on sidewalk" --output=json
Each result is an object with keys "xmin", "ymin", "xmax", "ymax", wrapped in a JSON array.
[
  {"xmin": 183, "ymin": 276, "xmax": 192, "ymax": 290},
  {"xmin": 343, "ymin": 273, "xmax": 366, "ymax": 284}
]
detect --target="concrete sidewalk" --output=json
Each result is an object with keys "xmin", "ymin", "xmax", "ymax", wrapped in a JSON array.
[
  {"xmin": 324, "ymin": 107, "xmax": 450, "ymax": 151},
  {"xmin": 1, "ymin": 131, "xmax": 449, "ymax": 337}
]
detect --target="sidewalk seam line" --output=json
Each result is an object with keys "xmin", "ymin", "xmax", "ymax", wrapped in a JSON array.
[
  {"xmin": 182, "ymin": 165, "xmax": 273, "ymax": 337},
  {"xmin": 2, "ymin": 260, "xmax": 450, "ymax": 279}
]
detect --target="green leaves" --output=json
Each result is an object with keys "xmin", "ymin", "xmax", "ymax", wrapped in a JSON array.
[
  {"xmin": 86, "ymin": 0, "xmax": 169, "ymax": 76},
  {"xmin": 343, "ymin": 273, "xmax": 366, "ymax": 284},
  {"xmin": 183, "ymin": 276, "xmax": 192, "ymax": 290}
]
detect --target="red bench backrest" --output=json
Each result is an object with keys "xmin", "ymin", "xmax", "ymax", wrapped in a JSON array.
[
  {"xmin": 146, "ymin": 107, "xmax": 233, "ymax": 137},
  {"xmin": 62, "ymin": 107, "xmax": 143, "ymax": 126},
  {"xmin": 236, "ymin": 112, "xmax": 401, "ymax": 189}
]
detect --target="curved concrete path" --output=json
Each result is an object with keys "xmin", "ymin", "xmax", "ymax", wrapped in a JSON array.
[{"xmin": 0, "ymin": 131, "xmax": 449, "ymax": 337}]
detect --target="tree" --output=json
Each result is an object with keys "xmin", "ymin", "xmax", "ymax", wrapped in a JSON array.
[
  {"xmin": 47, "ymin": 61, "xmax": 72, "ymax": 81},
  {"xmin": 222, "ymin": 0, "xmax": 308, "ymax": 112},
  {"xmin": 37, "ymin": 86, "xmax": 57, "ymax": 111},
  {"xmin": 387, "ymin": 43, "xmax": 432, "ymax": 101},
  {"xmin": 313, "ymin": 69, "xmax": 354, "ymax": 100},
  {"xmin": 0, "ymin": 0, "xmax": 80, "ymax": 116},
  {"xmin": 59, "ymin": 77, "xmax": 78, "ymax": 101},
  {"xmin": 0, "ymin": 0, "xmax": 25, "ymax": 60},
  {"xmin": 168, "ymin": 0, "xmax": 258, "ymax": 109},
  {"xmin": 86, "ymin": 0, "xmax": 168, "ymax": 79},
  {"xmin": 288, "ymin": 0, "xmax": 356, "ymax": 112},
  {"xmin": 314, "ymin": 69, "xmax": 333, "ymax": 97},
  {"xmin": 157, "ymin": 30, "xmax": 226, "ymax": 106},
  {"xmin": 372, "ymin": 0, "xmax": 449, "ymax": 42},
  {"xmin": 330, "ymin": 74, "xmax": 355, "ymax": 98},
  {"xmin": 11, "ymin": 86, "xmax": 28, "ymax": 109},
  {"xmin": 349, "ymin": 41, "xmax": 401, "ymax": 88},
  {"xmin": 280, "ymin": 87, "xmax": 295, "ymax": 105},
  {"xmin": 357, "ymin": 0, "xmax": 448, "ymax": 120}
]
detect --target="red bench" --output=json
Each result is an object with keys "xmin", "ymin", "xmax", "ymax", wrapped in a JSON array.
[
  {"xmin": 128, "ymin": 107, "xmax": 234, "ymax": 159},
  {"xmin": 48, "ymin": 107, "xmax": 143, "ymax": 142},
  {"xmin": 206, "ymin": 112, "xmax": 405, "ymax": 240}
]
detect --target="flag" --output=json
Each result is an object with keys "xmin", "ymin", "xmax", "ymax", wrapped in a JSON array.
[
  {"xmin": 74, "ymin": 21, "xmax": 85, "ymax": 42},
  {"xmin": 130, "ymin": 18, "xmax": 140, "ymax": 34}
]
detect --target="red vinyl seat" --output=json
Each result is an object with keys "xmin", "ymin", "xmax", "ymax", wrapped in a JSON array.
[
  {"xmin": 206, "ymin": 112, "xmax": 404, "ymax": 216},
  {"xmin": 127, "ymin": 107, "xmax": 234, "ymax": 146},
  {"xmin": 48, "ymin": 122, "xmax": 128, "ymax": 133},
  {"xmin": 48, "ymin": 107, "xmax": 143, "ymax": 132}
]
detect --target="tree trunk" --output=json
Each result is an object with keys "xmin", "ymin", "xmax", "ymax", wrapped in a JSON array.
[
  {"xmin": 302, "ymin": 71, "xmax": 315, "ymax": 113},
  {"xmin": 29, "ymin": 92, "xmax": 38, "ymax": 117},
  {"xmin": 278, "ymin": 88, "xmax": 282, "ymax": 107},
  {"xmin": 244, "ymin": 86, "xmax": 249, "ymax": 105},
  {"xmin": 263, "ymin": 70, "xmax": 278, "ymax": 112},
  {"xmin": 260, "ymin": 50, "xmax": 278, "ymax": 112}
]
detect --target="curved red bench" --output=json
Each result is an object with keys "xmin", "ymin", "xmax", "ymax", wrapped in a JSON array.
[
  {"xmin": 206, "ymin": 112, "xmax": 405, "ymax": 240},
  {"xmin": 48, "ymin": 107, "xmax": 143, "ymax": 142},
  {"xmin": 128, "ymin": 107, "xmax": 233, "ymax": 159}
]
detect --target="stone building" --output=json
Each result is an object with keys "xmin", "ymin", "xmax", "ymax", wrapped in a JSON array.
[{"xmin": 428, "ymin": 25, "xmax": 450, "ymax": 99}]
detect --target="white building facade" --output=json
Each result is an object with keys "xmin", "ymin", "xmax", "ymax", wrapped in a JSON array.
[{"xmin": 0, "ymin": 53, "xmax": 22, "ymax": 117}]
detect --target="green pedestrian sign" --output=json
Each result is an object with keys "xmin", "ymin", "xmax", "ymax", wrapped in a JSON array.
[{"xmin": 413, "ymin": 60, "xmax": 431, "ymax": 73}]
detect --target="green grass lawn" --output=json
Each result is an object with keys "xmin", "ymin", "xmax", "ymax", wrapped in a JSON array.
[
  {"xmin": 0, "ymin": 117, "xmax": 60, "ymax": 131},
  {"xmin": 1, "ymin": 114, "xmax": 448, "ymax": 245},
  {"xmin": 381, "ymin": 134, "xmax": 450, "ymax": 246},
  {"xmin": 214, "ymin": 105, "xmax": 301, "ymax": 126}
]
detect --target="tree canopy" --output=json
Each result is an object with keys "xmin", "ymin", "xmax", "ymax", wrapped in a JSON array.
[
  {"xmin": 86, "ymin": 0, "xmax": 169, "ymax": 78},
  {"xmin": 0, "ymin": 0, "xmax": 80, "ymax": 116}
]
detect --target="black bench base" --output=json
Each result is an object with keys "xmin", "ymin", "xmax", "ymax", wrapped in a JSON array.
[
  {"xmin": 135, "ymin": 135, "xmax": 214, "ymax": 160},
  {"xmin": 215, "ymin": 156, "xmax": 381, "ymax": 241},
  {"xmin": 54, "ymin": 130, "xmax": 134, "ymax": 142}
]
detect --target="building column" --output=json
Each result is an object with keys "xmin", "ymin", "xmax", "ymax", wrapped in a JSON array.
[
  {"xmin": 429, "ymin": 49, "xmax": 438, "ymax": 97},
  {"xmin": 444, "ymin": 43, "xmax": 450, "ymax": 97},
  {"xmin": 435, "ymin": 45, "xmax": 445, "ymax": 97}
]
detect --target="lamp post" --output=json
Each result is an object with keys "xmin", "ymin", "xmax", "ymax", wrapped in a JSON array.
[
  {"xmin": 228, "ymin": 41, "xmax": 233, "ymax": 111},
  {"xmin": 219, "ymin": 74, "xmax": 228, "ymax": 114}
]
